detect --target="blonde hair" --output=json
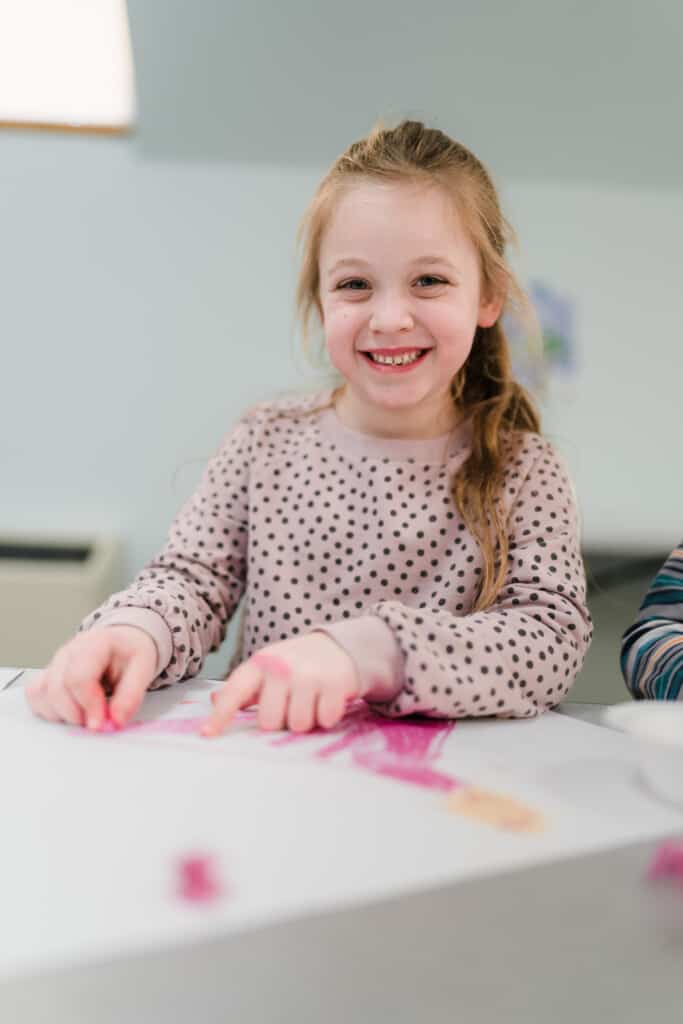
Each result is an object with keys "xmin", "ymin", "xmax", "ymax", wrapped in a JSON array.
[{"xmin": 296, "ymin": 120, "xmax": 540, "ymax": 610}]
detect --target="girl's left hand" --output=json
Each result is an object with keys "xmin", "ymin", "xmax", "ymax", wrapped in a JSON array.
[{"xmin": 201, "ymin": 632, "xmax": 360, "ymax": 736}]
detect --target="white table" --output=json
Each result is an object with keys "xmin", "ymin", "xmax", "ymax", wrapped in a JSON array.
[{"xmin": 2, "ymin": 671, "xmax": 682, "ymax": 1023}]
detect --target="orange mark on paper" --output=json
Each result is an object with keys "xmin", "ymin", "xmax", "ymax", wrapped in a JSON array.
[{"xmin": 447, "ymin": 786, "xmax": 546, "ymax": 833}]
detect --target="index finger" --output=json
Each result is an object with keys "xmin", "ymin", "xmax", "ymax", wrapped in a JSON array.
[
  {"xmin": 201, "ymin": 660, "xmax": 264, "ymax": 738},
  {"xmin": 108, "ymin": 656, "xmax": 156, "ymax": 728},
  {"xmin": 63, "ymin": 645, "xmax": 112, "ymax": 730}
]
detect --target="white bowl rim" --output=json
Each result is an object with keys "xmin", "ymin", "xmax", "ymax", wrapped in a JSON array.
[{"xmin": 602, "ymin": 700, "xmax": 683, "ymax": 747}]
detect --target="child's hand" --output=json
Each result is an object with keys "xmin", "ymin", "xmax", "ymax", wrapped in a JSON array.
[
  {"xmin": 25, "ymin": 626, "xmax": 158, "ymax": 730},
  {"xmin": 202, "ymin": 632, "xmax": 359, "ymax": 736}
]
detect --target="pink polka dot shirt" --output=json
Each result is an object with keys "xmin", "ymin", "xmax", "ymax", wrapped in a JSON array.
[{"xmin": 82, "ymin": 391, "xmax": 592, "ymax": 719}]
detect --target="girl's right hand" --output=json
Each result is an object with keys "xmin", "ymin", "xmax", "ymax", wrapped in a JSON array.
[{"xmin": 25, "ymin": 626, "xmax": 158, "ymax": 731}]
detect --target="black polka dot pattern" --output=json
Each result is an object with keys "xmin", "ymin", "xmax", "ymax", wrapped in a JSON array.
[{"xmin": 81, "ymin": 390, "xmax": 592, "ymax": 716}]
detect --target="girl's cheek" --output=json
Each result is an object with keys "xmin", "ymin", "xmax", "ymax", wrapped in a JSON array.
[
  {"xmin": 325, "ymin": 311, "xmax": 363, "ymax": 350},
  {"xmin": 325, "ymin": 303, "xmax": 358, "ymax": 328},
  {"xmin": 325, "ymin": 338, "xmax": 352, "ymax": 373}
]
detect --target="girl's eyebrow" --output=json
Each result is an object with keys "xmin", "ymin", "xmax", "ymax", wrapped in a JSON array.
[
  {"xmin": 326, "ymin": 257, "xmax": 371, "ymax": 276},
  {"xmin": 409, "ymin": 256, "xmax": 459, "ymax": 270},
  {"xmin": 326, "ymin": 255, "xmax": 458, "ymax": 277}
]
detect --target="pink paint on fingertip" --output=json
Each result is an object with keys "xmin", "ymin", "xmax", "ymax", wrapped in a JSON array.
[
  {"xmin": 250, "ymin": 652, "xmax": 291, "ymax": 680},
  {"xmin": 177, "ymin": 854, "xmax": 224, "ymax": 904},
  {"xmin": 647, "ymin": 840, "xmax": 683, "ymax": 882}
]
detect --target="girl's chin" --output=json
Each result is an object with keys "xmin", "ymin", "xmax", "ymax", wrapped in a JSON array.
[
  {"xmin": 361, "ymin": 381, "xmax": 429, "ymax": 402},
  {"xmin": 361, "ymin": 386, "xmax": 454, "ymax": 418}
]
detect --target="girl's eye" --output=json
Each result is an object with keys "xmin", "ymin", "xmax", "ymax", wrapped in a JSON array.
[
  {"xmin": 337, "ymin": 278, "xmax": 369, "ymax": 290},
  {"xmin": 415, "ymin": 275, "xmax": 448, "ymax": 288}
]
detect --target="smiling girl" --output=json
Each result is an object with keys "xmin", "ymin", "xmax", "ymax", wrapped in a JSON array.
[{"xmin": 27, "ymin": 121, "xmax": 592, "ymax": 735}]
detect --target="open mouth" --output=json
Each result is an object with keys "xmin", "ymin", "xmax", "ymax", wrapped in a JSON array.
[{"xmin": 360, "ymin": 348, "xmax": 431, "ymax": 370}]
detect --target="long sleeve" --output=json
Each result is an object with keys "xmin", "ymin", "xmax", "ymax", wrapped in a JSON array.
[
  {"xmin": 323, "ymin": 438, "xmax": 592, "ymax": 719},
  {"xmin": 620, "ymin": 544, "xmax": 683, "ymax": 700},
  {"xmin": 80, "ymin": 416, "xmax": 254, "ymax": 686}
]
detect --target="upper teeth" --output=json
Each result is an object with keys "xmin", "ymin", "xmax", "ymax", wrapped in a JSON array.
[{"xmin": 369, "ymin": 351, "xmax": 423, "ymax": 365}]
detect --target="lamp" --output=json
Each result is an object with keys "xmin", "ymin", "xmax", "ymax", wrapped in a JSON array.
[{"xmin": 0, "ymin": 0, "xmax": 136, "ymax": 134}]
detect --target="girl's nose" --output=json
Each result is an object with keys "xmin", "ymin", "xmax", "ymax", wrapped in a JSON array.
[{"xmin": 369, "ymin": 296, "xmax": 414, "ymax": 334}]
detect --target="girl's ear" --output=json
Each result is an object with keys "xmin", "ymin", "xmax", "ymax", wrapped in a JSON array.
[{"xmin": 478, "ymin": 291, "xmax": 504, "ymax": 329}]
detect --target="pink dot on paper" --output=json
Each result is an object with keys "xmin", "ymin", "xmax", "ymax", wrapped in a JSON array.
[
  {"xmin": 647, "ymin": 840, "xmax": 683, "ymax": 882},
  {"xmin": 177, "ymin": 854, "xmax": 223, "ymax": 904}
]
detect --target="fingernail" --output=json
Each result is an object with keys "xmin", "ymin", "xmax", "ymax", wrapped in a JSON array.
[{"xmin": 87, "ymin": 715, "xmax": 100, "ymax": 731}]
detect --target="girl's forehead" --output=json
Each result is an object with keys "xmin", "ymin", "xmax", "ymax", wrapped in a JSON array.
[
  {"xmin": 329, "ymin": 179, "xmax": 457, "ymax": 223},
  {"xmin": 319, "ymin": 179, "xmax": 471, "ymax": 258}
]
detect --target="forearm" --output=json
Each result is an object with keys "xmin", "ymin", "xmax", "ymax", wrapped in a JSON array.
[
  {"xmin": 80, "ymin": 419, "xmax": 253, "ymax": 685},
  {"xmin": 621, "ymin": 544, "xmax": 683, "ymax": 700},
  {"xmin": 320, "ymin": 585, "xmax": 591, "ymax": 720},
  {"xmin": 81, "ymin": 555, "xmax": 241, "ymax": 686},
  {"xmin": 621, "ymin": 620, "xmax": 683, "ymax": 700}
]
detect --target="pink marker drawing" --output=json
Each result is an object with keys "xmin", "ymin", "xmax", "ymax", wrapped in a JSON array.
[
  {"xmin": 88, "ymin": 700, "xmax": 460, "ymax": 792},
  {"xmin": 270, "ymin": 703, "xmax": 460, "ymax": 793},
  {"xmin": 84, "ymin": 699, "xmax": 542, "ymax": 830}
]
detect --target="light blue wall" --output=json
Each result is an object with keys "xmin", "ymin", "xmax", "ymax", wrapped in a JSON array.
[
  {"xmin": 1, "ymin": 132, "xmax": 324, "ymax": 574},
  {"xmin": 504, "ymin": 180, "xmax": 683, "ymax": 550}
]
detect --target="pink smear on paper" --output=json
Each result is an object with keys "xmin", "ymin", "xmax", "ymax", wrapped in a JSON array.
[
  {"xmin": 87, "ymin": 707, "xmax": 255, "ymax": 738},
  {"xmin": 647, "ymin": 840, "xmax": 683, "ymax": 882},
  {"xmin": 82, "ymin": 716, "xmax": 205, "ymax": 738},
  {"xmin": 129, "ymin": 708, "xmax": 255, "ymax": 736},
  {"xmin": 126, "ymin": 717, "xmax": 204, "ymax": 737},
  {"xmin": 177, "ymin": 854, "xmax": 224, "ymax": 904},
  {"xmin": 271, "ymin": 703, "xmax": 460, "ymax": 793}
]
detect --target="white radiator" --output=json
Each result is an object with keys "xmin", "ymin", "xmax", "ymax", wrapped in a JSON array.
[{"xmin": 0, "ymin": 535, "xmax": 120, "ymax": 668}]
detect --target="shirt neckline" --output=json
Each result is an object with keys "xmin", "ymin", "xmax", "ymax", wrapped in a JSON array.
[{"xmin": 314, "ymin": 402, "xmax": 471, "ymax": 463}]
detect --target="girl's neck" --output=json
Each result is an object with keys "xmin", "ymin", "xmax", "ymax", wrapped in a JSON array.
[{"xmin": 333, "ymin": 387, "xmax": 460, "ymax": 440}]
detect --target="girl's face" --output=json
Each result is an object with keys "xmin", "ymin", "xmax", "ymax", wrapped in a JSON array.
[{"xmin": 318, "ymin": 180, "xmax": 501, "ymax": 438}]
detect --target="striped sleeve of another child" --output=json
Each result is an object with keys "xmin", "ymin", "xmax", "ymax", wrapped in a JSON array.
[{"xmin": 620, "ymin": 543, "xmax": 683, "ymax": 700}]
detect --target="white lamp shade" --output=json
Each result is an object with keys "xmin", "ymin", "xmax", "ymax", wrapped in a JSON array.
[{"xmin": 0, "ymin": 0, "xmax": 136, "ymax": 131}]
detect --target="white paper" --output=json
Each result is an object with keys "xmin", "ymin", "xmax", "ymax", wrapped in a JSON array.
[{"xmin": 1, "ymin": 678, "xmax": 682, "ymax": 980}]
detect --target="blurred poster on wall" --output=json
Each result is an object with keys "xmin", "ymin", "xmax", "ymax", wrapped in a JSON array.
[{"xmin": 506, "ymin": 279, "xmax": 579, "ymax": 402}]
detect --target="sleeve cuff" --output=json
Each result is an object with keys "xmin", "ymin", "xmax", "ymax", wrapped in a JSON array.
[
  {"xmin": 313, "ymin": 615, "xmax": 403, "ymax": 702},
  {"xmin": 89, "ymin": 608, "xmax": 173, "ymax": 678}
]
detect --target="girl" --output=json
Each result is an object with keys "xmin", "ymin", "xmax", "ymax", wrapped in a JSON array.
[
  {"xmin": 621, "ymin": 544, "xmax": 683, "ymax": 699},
  {"xmin": 26, "ymin": 120, "xmax": 592, "ymax": 736}
]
